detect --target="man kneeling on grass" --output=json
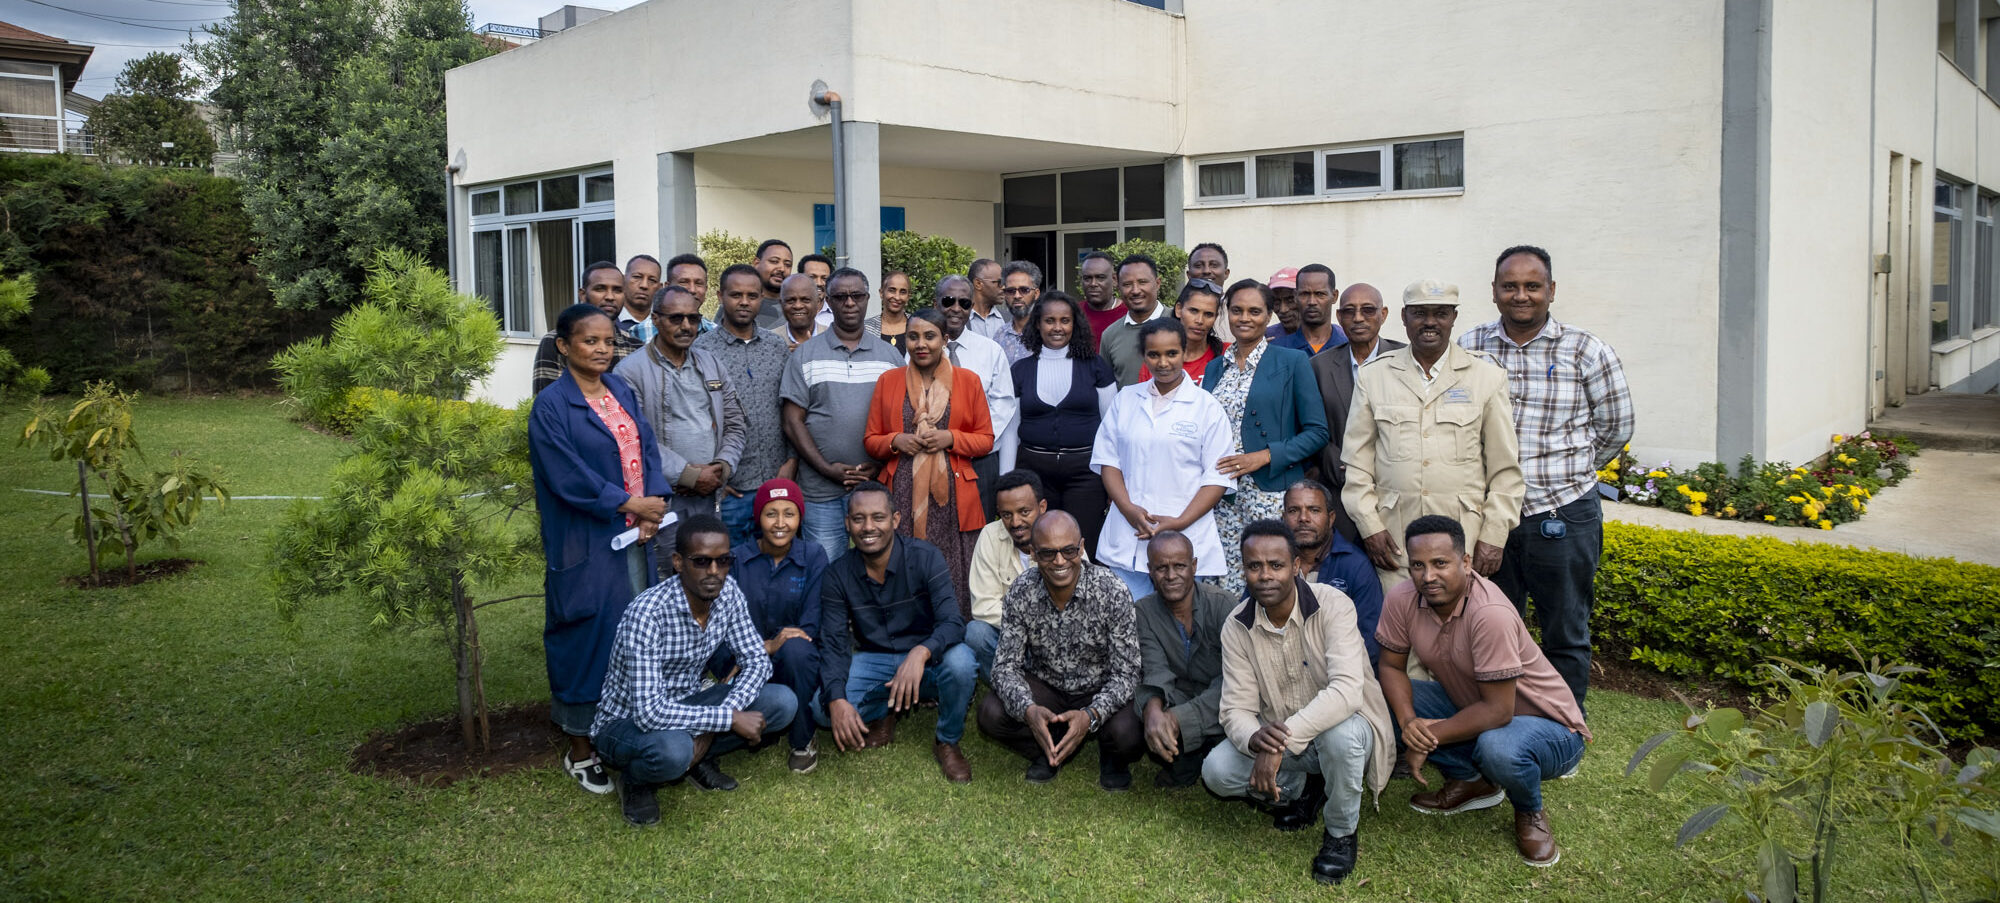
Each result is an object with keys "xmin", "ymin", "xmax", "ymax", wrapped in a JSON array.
[
  {"xmin": 1375, "ymin": 514, "xmax": 1590, "ymax": 867},
  {"xmin": 591, "ymin": 514, "xmax": 798, "ymax": 827},
  {"xmin": 1202, "ymin": 519, "xmax": 1393, "ymax": 886}
]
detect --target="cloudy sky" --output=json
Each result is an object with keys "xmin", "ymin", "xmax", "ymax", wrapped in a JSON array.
[{"xmin": 5, "ymin": 0, "xmax": 641, "ymax": 99}]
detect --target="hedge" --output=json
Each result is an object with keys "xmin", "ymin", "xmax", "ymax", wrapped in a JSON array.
[{"xmin": 1596, "ymin": 522, "xmax": 2000, "ymax": 739}]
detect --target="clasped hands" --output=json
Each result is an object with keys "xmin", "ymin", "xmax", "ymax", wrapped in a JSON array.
[
  {"xmin": 1025, "ymin": 704, "xmax": 1093, "ymax": 768},
  {"xmin": 890, "ymin": 426, "xmax": 953, "ymax": 457},
  {"xmin": 617, "ymin": 494, "xmax": 669, "ymax": 542}
]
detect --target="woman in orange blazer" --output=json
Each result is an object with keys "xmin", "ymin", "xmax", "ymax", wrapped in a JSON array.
[{"xmin": 865, "ymin": 308, "xmax": 995, "ymax": 613}]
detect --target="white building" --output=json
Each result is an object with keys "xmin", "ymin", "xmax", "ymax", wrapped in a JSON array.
[{"xmin": 445, "ymin": 0, "xmax": 2000, "ymax": 467}]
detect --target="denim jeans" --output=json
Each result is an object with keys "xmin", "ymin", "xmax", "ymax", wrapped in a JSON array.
[
  {"xmin": 548, "ymin": 697, "xmax": 597, "ymax": 738},
  {"xmin": 1406, "ymin": 679, "xmax": 1583, "ymax": 812},
  {"xmin": 1201, "ymin": 712, "xmax": 1374, "ymax": 835},
  {"xmin": 1491, "ymin": 492, "xmax": 1602, "ymax": 706},
  {"xmin": 719, "ymin": 490, "xmax": 757, "ymax": 550},
  {"xmin": 1105, "ymin": 564, "xmax": 1154, "ymax": 603},
  {"xmin": 592, "ymin": 681, "xmax": 798, "ymax": 787},
  {"xmin": 962, "ymin": 619, "xmax": 999, "ymax": 685},
  {"xmin": 709, "ymin": 637, "xmax": 819, "ymax": 751},
  {"xmin": 813, "ymin": 644, "xmax": 977, "ymax": 744},
  {"xmin": 802, "ymin": 496, "xmax": 850, "ymax": 564}
]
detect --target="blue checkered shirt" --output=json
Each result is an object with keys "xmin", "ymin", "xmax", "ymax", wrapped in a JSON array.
[
  {"xmin": 1461, "ymin": 317, "xmax": 1634, "ymax": 517},
  {"xmin": 591, "ymin": 575, "xmax": 771, "ymax": 736}
]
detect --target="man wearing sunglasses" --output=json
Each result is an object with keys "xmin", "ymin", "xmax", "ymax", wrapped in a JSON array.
[
  {"xmin": 933, "ymin": 275, "xmax": 1019, "ymax": 520},
  {"xmin": 995, "ymin": 260, "xmax": 1041, "ymax": 365},
  {"xmin": 615, "ymin": 285, "xmax": 749, "ymax": 563},
  {"xmin": 976, "ymin": 510, "xmax": 1144, "ymax": 791}
]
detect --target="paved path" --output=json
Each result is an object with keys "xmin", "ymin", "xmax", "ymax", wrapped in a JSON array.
[{"xmin": 1604, "ymin": 449, "xmax": 2000, "ymax": 567}]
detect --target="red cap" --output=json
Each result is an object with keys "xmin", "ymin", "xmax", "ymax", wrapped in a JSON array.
[
  {"xmin": 753, "ymin": 478, "xmax": 804, "ymax": 522},
  {"xmin": 1267, "ymin": 267, "xmax": 1299, "ymax": 290}
]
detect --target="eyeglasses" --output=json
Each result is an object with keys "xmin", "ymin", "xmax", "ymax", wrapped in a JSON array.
[
  {"xmin": 682, "ymin": 555, "xmax": 732, "ymax": 571},
  {"xmin": 1336, "ymin": 306, "xmax": 1383, "ymax": 318},
  {"xmin": 1000, "ymin": 286, "xmax": 1037, "ymax": 297},
  {"xmin": 935, "ymin": 296, "xmax": 973, "ymax": 310},
  {"xmin": 653, "ymin": 312, "xmax": 702, "ymax": 325},
  {"xmin": 1033, "ymin": 544, "xmax": 1085, "ymax": 563},
  {"xmin": 828, "ymin": 291, "xmax": 869, "ymax": 303}
]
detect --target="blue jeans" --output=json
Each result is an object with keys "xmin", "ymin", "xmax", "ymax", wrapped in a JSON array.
[
  {"xmin": 1201, "ymin": 712, "xmax": 1375, "ymax": 835},
  {"xmin": 1106, "ymin": 564, "xmax": 1154, "ymax": 603},
  {"xmin": 592, "ymin": 681, "xmax": 798, "ymax": 787},
  {"xmin": 1407, "ymin": 679, "xmax": 1583, "ymax": 812},
  {"xmin": 1492, "ymin": 493, "xmax": 1602, "ymax": 706},
  {"xmin": 813, "ymin": 645, "xmax": 977, "ymax": 744},
  {"xmin": 709, "ymin": 637, "xmax": 819, "ymax": 751},
  {"xmin": 962, "ymin": 619, "xmax": 999, "ymax": 684},
  {"xmin": 719, "ymin": 490, "xmax": 757, "ymax": 550},
  {"xmin": 803, "ymin": 496, "xmax": 850, "ymax": 563}
]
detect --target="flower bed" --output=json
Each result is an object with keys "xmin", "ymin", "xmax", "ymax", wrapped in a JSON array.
[{"xmin": 1595, "ymin": 432, "xmax": 1917, "ymax": 528}]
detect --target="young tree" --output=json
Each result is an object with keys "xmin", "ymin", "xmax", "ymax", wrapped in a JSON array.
[
  {"xmin": 86, "ymin": 53, "xmax": 217, "ymax": 167},
  {"xmin": 0, "ymin": 265, "xmax": 50, "ymax": 400}
]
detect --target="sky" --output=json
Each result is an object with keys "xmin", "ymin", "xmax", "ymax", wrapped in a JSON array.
[{"xmin": 2, "ymin": 0, "xmax": 642, "ymax": 99}]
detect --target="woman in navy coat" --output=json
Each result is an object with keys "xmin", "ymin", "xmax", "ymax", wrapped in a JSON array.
[
  {"xmin": 1204, "ymin": 279, "xmax": 1330, "ymax": 594},
  {"xmin": 528, "ymin": 303, "xmax": 670, "ymax": 795}
]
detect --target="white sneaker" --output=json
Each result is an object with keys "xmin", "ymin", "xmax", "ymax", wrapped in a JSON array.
[{"xmin": 563, "ymin": 750, "xmax": 614, "ymax": 795}]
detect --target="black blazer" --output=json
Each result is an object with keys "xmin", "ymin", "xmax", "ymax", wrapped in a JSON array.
[{"xmin": 1310, "ymin": 337, "xmax": 1408, "ymax": 488}]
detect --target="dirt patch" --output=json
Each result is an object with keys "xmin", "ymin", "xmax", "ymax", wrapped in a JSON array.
[
  {"xmin": 350, "ymin": 702, "xmax": 565, "ymax": 787},
  {"xmin": 1594, "ymin": 646, "xmax": 1759, "ymax": 714},
  {"xmin": 63, "ymin": 558, "xmax": 200, "ymax": 589}
]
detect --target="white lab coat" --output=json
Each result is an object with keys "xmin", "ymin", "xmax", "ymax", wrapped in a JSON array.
[{"xmin": 1089, "ymin": 378, "xmax": 1235, "ymax": 576}]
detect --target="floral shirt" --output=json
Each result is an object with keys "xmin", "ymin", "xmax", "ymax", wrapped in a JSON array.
[
  {"xmin": 1211, "ymin": 340, "xmax": 1268, "ymax": 488},
  {"xmin": 588, "ymin": 390, "xmax": 645, "ymax": 525},
  {"xmin": 991, "ymin": 563, "xmax": 1140, "ymax": 721}
]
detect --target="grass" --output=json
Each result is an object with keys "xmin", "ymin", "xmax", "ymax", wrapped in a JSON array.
[{"xmin": 0, "ymin": 394, "xmax": 1979, "ymax": 901}]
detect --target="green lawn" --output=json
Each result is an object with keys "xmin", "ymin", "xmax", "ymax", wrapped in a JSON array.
[{"xmin": 0, "ymin": 395, "xmax": 1973, "ymax": 901}]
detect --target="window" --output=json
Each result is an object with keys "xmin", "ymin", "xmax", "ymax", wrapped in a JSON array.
[
  {"xmin": 1002, "ymin": 163, "xmax": 1169, "ymax": 292},
  {"xmin": 0, "ymin": 61, "xmax": 59, "ymax": 152},
  {"xmin": 540, "ymin": 175, "xmax": 579, "ymax": 211},
  {"xmin": 466, "ymin": 166, "xmax": 615, "ymax": 336},
  {"xmin": 1934, "ymin": 180, "xmax": 1964, "ymax": 343},
  {"xmin": 1003, "ymin": 174, "xmax": 1057, "ymax": 228},
  {"xmin": 810, "ymin": 204, "xmax": 907, "ymax": 255},
  {"xmin": 1060, "ymin": 168, "xmax": 1121, "ymax": 223},
  {"xmin": 1980, "ymin": 193, "xmax": 1998, "ymax": 330},
  {"xmin": 584, "ymin": 173, "xmax": 615, "ymax": 203},
  {"xmin": 471, "ymin": 190, "xmax": 500, "ymax": 216},
  {"xmin": 1123, "ymin": 164, "xmax": 1164, "ymax": 220},
  {"xmin": 1194, "ymin": 134, "xmax": 1464, "ymax": 205},
  {"xmin": 504, "ymin": 181, "xmax": 538, "ymax": 216}
]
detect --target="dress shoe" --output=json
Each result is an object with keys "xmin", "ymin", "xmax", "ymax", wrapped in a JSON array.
[
  {"xmin": 933, "ymin": 741, "xmax": 972, "ymax": 784},
  {"xmin": 863, "ymin": 713, "xmax": 898, "ymax": 748},
  {"xmin": 1024, "ymin": 755, "xmax": 1058, "ymax": 784},
  {"xmin": 1409, "ymin": 778, "xmax": 1504, "ymax": 815},
  {"xmin": 1311, "ymin": 830, "xmax": 1358, "ymax": 884},
  {"xmin": 1099, "ymin": 758, "xmax": 1133, "ymax": 792},
  {"xmin": 687, "ymin": 758, "xmax": 738, "ymax": 792},
  {"xmin": 618, "ymin": 776, "xmax": 660, "ymax": 827},
  {"xmin": 1153, "ymin": 754, "xmax": 1203, "ymax": 789},
  {"xmin": 1515, "ymin": 809, "xmax": 1561, "ymax": 867},
  {"xmin": 1272, "ymin": 775, "xmax": 1326, "ymax": 832}
]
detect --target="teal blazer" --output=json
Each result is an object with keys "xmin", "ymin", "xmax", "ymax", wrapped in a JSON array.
[{"xmin": 1204, "ymin": 344, "xmax": 1330, "ymax": 493}]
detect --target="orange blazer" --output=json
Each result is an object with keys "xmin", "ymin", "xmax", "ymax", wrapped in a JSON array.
[{"xmin": 864, "ymin": 366, "xmax": 995, "ymax": 531}]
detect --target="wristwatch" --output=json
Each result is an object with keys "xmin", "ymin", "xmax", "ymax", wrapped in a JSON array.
[{"xmin": 1086, "ymin": 708, "xmax": 1102, "ymax": 734}]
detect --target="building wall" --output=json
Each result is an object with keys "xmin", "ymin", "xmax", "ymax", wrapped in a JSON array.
[
  {"xmin": 1176, "ymin": 0, "xmax": 1728, "ymax": 466},
  {"xmin": 695, "ymin": 153, "xmax": 999, "ymax": 262}
]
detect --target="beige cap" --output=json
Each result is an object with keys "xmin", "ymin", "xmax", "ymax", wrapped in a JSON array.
[{"xmin": 1402, "ymin": 279, "xmax": 1460, "ymax": 306}]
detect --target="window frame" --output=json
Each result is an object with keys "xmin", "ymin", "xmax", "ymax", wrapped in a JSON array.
[
  {"xmin": 465, "ymin": 166, "xmax": 616, "ymax": 337},
  {"xmin": 1001, "ymin": 161, "xmax": 1170, "ymax": 292},
  {"xmin": 0, "ymin": 62, "xmax": 63, "ymax": 154},
  {"xmin": 1190, "ymin": 133, "xmax": 1465, "ymax": 208}
]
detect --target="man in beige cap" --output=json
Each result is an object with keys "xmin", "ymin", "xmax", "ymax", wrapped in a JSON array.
[{"xmin": 1339, "ymin": 279, "xmax": 1523, "ymax": 592}]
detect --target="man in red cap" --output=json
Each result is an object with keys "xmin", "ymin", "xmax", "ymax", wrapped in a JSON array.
[
  {"xmin": 709, "ymin": 477, "xmax": 830, "ymax": 773},
  {"xmin": 1267, "ymin": 267, "xmax": 1302, "ymax": 339}
]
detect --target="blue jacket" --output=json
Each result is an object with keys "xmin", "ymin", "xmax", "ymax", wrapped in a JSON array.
[
  {"xmin": 1271, "ymin": 325, "xmax": 1346, "ymax": 357},
  {"xmin": 528, "ymin": 369, "xmax": 670, "ymax": 704},
  {"xmin": 1204, "ymin": 343, "xmax": 1330, "ymax": 492}
]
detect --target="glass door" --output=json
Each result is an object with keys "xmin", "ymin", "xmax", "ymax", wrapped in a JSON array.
[{"xmin": 1060, "ymin": 230, "xmax": 1118, "ymax": 296}]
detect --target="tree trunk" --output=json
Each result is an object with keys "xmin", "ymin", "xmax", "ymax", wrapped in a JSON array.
[
  {"xmin": 115, "ymin": 506, "xmax": 136, "ymax": 584},
  {"xmin": 77, "ymin": 460, "xmax": 99, "ymax": 585},
  {"xmin": 450, "ymin": 571, "xmax": 491, "ymax": 752}
]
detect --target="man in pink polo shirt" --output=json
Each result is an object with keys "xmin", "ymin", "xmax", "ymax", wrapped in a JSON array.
[{"xmin": 1374, "ymin": 514, "xmax": 1589, "ymax": 868}]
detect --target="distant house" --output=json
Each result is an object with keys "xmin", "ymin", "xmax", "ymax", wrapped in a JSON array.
[{"xmin": 0, "ymin": 19, "xmax": 96, "ymax": 155}]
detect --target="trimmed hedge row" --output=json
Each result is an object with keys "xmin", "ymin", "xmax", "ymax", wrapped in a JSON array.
[{"xmin": 1596, "ymin": 522, "xmax": 2000, "ymax": 739}]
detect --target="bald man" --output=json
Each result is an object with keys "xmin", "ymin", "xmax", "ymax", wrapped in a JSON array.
[
  {"xmin": 778, "ymin": 272, "xmax": 821, "ymax": 350},
  {"xmin": 1310, "ymin": 283, "xmax": 1406, "ymax": 541}
]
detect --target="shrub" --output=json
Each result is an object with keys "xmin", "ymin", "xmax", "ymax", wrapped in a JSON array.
[
  {"xmin": 1599, "ymin": 433, "xmax": 1917, "ymax": 528},
  {"xmin": 272, "ymin": 249, "xmax": 502, "ymax": 429},
  {"xmin": 1596, "ymin": 522, "xmax": 2000, "ymax": 739},
  {"xmin": 695, "ymin": 228, "xmax": 758, "ymax": 316},
  {"xmin": 1102, "ymin": 237, "xmax": 1189, "ymax": 306},
  {"xmin": 879, "ymin": 230, "xmax": 977, "ymax": 309},
  {"xmin": 0, "ymin": 265, "xmax": 50, "ymax": 400}
]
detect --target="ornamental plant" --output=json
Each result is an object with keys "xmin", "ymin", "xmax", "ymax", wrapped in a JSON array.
[
  {"xmin": 1599, "ymin": 433, "xmax": 1916, "ymax": 529},
  {"xmin": 1102, "ymin": 237, "xmax": 1189, "ymax": 305}
]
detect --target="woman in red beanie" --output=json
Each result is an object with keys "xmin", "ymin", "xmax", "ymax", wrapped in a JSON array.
[{"xmin": 709, "ymin": 477, "xmax": 829, "ymax": 773}]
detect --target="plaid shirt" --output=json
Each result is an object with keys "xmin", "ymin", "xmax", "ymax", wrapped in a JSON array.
[
  {"xmin": 591, "ymin": 575, "xmax": 772, "ymax": 736},
  {"xmin": 532, "ymin": 328, "xmax": 645, "ymax": 398},
  {"xmin": 1460, "ymin": 317, "xmax": 1634, "ymax": 517}
]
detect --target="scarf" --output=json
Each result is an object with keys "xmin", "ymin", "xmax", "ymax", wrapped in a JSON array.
[{"xmin": 907, "ymin": 358, "xmax": 956, "ymax": 537}]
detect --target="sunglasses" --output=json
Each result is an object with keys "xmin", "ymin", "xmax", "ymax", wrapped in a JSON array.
[
  {"xmin": 1033, "ymin": 544, "xmax": 1085, "ymax": 563},
  {"xmin": 1000, "ymin": 286, "xmax": 1037, "ymax": 297},
  {"xmin": 935, "ymin": 296, "xmax": 973, "ymax": 310},
  {"xmin": 652, "ymin": 312, "xmax": 702, "ymax": 325},
  {"xmin": 681, "ymin": 555, "xmax": 732, "ymax": 570},
  {"xmin": 828, "ymin": 291, "xmax": 869, "ymax": 303},
  {"xmin": 1183, "ymin": 278, "xmax": 1224, "ymax": 294}
]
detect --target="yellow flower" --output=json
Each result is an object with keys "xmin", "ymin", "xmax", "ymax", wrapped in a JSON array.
[
  {"xmin": 1803, "ymin": 503, "xmax": 1821, "ymax": 519},
  {"xmin": 1691, "ymin": 490, "xmax": 1708, "ymax": 503},
  {"xmin": 1688, "ymin": 503, "xmax": 1705, "ymax": 517},
  {"xmin": 1819, "ymin": 520, "xmax": 1833, "ymax": 530},
  {"xmin": 1820, "ymin": 487, "xmax": 1835, "ymax": 499},
  {"xmin": 1764, "ymin": 515, "xmax": 1777, "ymax": 522},
  {"xmin": 1786, "ymin": 495, "xmax": 1807, "ymax": 504},
  {"xmin": 1648, "ymin": 470, "xmax": 1669, "ymax": 479},
  {"xmin": 1723, "ymin": 506, "xmax": 1737, "ymax": 517},
  {"xmin": 1832, "ymin": 434, "xmax": 1845, "ymax": 444}
]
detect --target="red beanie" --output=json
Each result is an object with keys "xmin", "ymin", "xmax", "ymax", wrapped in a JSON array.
[{"xmin": 752, "ymin": 478, "xmax": 804, "ymax": 522}]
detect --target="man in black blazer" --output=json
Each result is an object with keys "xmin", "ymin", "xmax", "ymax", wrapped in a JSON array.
[{"xmin": 1310, "ymin": 283, "xmax": 1406, "ymax": 541}]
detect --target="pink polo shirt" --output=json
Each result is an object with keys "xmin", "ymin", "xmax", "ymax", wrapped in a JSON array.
[{"xmin": 1376, "ymin": 573, "xmax": 1590, "ymax": 741}]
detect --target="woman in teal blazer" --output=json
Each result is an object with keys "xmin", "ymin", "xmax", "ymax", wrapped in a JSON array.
[{"xmin": 1203, "ymin": 279, "xmax": 1330, "ymax": 592}]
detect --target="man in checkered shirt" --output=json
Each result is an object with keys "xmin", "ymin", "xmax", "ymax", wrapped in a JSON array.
[
  {"xmin": 590, "ymin": 514, "xmax": 798, "ymax": 827},
  {"xmin": 1458, "ymin": 245, "xmax": 1633, "ymax": 708}
]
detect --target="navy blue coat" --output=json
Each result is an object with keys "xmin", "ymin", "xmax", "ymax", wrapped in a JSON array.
[
  {"xmin": 1204, "ymin": 343, "xmax": 1331, "ymax": 493},
  {"xmin": 528, "ymin": 369, "xmax": 669, "ymax": 704}
]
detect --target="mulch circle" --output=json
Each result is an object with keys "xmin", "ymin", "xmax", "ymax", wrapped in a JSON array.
[
  {"xmin": 350, "ymin": 702, "xmax": 565, "ymax": 787},
  {"xmin": 1593, "ymin": 647, "xmax": 1758, "ymax": 715},
  {"xmin": 62, "ymin": 558, "xmax": 200, "ymax": 589}
]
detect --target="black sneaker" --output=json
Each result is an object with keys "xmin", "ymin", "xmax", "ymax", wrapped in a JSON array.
[
  {"xmin": 1099, "ymin": 758, "xmax": 1133, "ymax": 792},
  {"xmin": 618, "ymin": 776, "xmax": 660, "ymax": 827},
  {"xmin": 1311, "ymin": 830, "xmax": 1359, "ymax": 884},
  {"xmin": 1024, "ymin": 755, "xmax": 1058, "ymax": 784},
  {"xmin": 1153, "ymin": 753, "xmax": 1204, "ymax": 789},
  {"xmin": 688, "ymin": 758, "xmax": 738, "ymax": 792}
]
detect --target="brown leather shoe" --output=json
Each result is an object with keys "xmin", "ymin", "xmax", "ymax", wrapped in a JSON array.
[
  {"xmin": 1409, "ymin": 778, "xmax": 1505, "ymax": 815},
  {"xmin": 1515, "ymin": 809, "xmax": 1560, "ymax": 867},
  {"xmin": 862, "ymin": 712, "xmax": 898, "ymax": 748},
  {"xmin": 933, "ymin": 741, "xmax": 972, "ymax": 783}
]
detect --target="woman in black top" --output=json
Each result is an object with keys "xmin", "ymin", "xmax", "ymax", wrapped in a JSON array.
[{"xmin": 1005, "ymin": 291, "xmax": 1117, "ymax": 553}]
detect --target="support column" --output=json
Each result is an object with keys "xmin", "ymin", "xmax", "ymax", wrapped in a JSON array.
[
  {"xmin": 838, "ymin": 121, "xmax": 882, "ymax": 317},
  {"xmin": 1716, "ymin": 0, "xmax": 1771, "ymax": 463},
  {"xmin": 1163, "ymin": 156, "xmax": 1187, "ymax": 250},
  {"xmin": 657, "ymin": 151, "xmax": 697, "ymax": 257}
]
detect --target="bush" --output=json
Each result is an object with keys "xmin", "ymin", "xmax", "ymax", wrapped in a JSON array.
[
  {"xmin": 1102, "ymin": 237, "xmax": 1188, "ymax": 306},
  {"xmin": 879, "ymin": 230, "xmax": 977, "ymax": 309},
  {"xmin": 695, "ymin": 228, "xmax": 758, "ymax": 316},
  {"xmin": 1596, "ymin": 522, "xmax": 2000, "ymax": 739},
  {"xmin": 272, "ymin": 250, "xmax": 501, "ymax": 429},
  {"xmin": 1600, "ymin": 432, "xmax": 1917, "ymax": 528},
  {"xmin": 0, "ymin": 154, "xmax": 328, "ymax": 393}
]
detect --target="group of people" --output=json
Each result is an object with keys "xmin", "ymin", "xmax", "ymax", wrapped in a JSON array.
[{"xmin": 524, "ymin": 238, "xmax": 1633, "ymax": 884}]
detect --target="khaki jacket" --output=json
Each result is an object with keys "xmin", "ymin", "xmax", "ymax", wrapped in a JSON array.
[
  {"xmin": 1340, "ymin": 343, "xmax": 1524, "ymax": 563},
  {"xmin": 1220, "ymin": 580, "xmax": 1394, "ymax": 802}
]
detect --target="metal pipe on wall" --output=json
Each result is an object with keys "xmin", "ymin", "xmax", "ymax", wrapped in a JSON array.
[{"xmin": 812, "ymin": 84, "xmax": 847, "ymax": 267}]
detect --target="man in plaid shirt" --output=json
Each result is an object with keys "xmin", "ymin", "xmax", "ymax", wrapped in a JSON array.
[
  {"xmin": 591, "ymin": 514, "xmax": 798, "ymax": 826},
  {"xmin": 1459, "ymin": 245, "xmax": 1633, "ymax": 707}
]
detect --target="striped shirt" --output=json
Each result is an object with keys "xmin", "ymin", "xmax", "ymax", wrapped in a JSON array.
[
  {"xmin": 778, "ymin": 328, "xmax": 904, "ymax": 501},
  {"xmin": 592, "ymin": 575, "xmax": 772, "ymax": 736},
  {"xmin": 1460, "ymin": 317, "xmax": 1633, "ymax": 517}
]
